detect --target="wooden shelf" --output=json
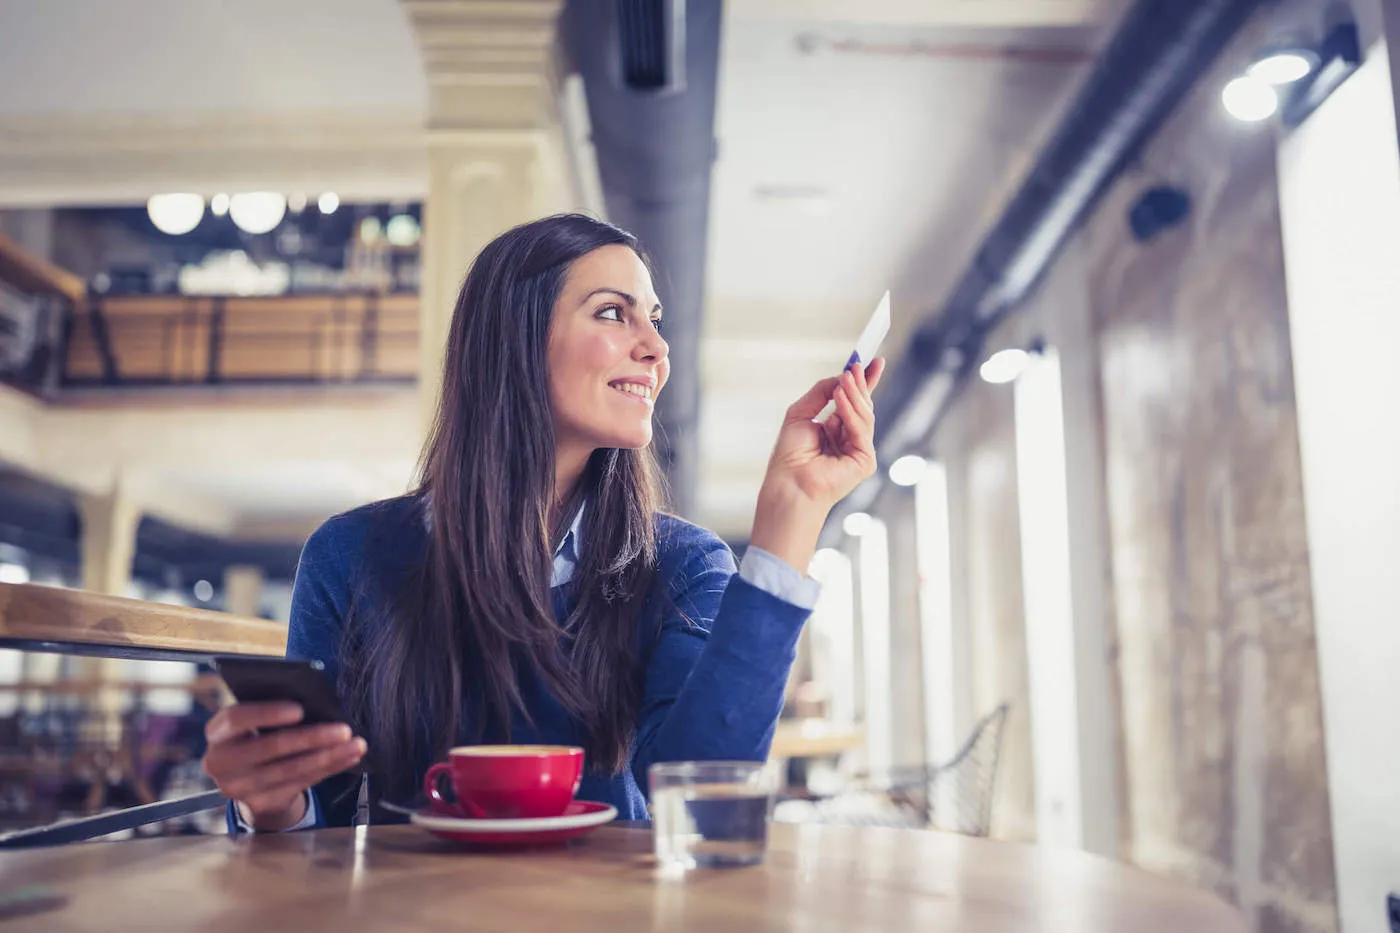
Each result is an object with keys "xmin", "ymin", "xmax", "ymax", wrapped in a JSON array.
[{"xmin": 0, "ymin": 583, "xmax": 286, "ymax": 659}]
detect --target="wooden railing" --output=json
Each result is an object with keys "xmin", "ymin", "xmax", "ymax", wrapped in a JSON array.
[
  {"xmin": 0, "ymin": 582, "xmax": 286, "ymax": 661},
  {"xmin": 0, "ymin": 583, "xmax": 285, "ymax": 846},
  {"xmin": 63, "ymin": 293, "xmax": 419, "ymax": 387}
]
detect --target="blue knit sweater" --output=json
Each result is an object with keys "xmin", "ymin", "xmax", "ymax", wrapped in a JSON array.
[{"xmin": 229, "ymin": 495, "xmax": 811, "ymax": 829}]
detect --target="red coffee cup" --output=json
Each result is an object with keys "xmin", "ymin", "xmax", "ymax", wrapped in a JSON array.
[{"xmin": 423, "ymin": 745, "xmax": 584, "ymax": 819}]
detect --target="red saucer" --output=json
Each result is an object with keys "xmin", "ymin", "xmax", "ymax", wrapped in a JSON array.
[{"xmin": 410, "ymin": 800, "xmax": 617, "ymax": 847}]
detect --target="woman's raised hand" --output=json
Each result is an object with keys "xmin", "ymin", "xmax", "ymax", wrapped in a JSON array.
[{"xmin": 748, "ymin": 358, "xmax": 885, "ymax": 573}]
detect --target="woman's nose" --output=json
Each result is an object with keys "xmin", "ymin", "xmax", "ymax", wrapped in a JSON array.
[{"xmin": 635, "ymin": 326, "xmax": 668, "ymax": 363}]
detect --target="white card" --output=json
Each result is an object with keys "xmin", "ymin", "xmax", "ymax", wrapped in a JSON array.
[
  {"xmin": 849, "ymin": 290, "xmax": 891, "ymax": 367},
  {"xmin": 817, "ymin": 290, "xmax": 891, "ymax": 423}
]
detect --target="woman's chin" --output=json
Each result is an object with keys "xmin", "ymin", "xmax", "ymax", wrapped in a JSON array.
[{"xmin": 590, "ymin": 425, "xmax": 652, "ymax": 451}]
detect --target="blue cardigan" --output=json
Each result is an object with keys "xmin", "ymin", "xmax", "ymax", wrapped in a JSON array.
[{"xmin": 229, "ymin": 495, "xmax": 811, "ymax": 829}]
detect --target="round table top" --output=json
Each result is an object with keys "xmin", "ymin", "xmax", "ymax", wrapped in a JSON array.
[{"xmin": 0, "ymin": 823, "xmax": 1246, "ymax": 932}]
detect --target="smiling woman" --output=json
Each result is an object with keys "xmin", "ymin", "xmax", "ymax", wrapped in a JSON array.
[{"xmin": 198, "ymin": 213, "xmax": 885, "ymax": 833}]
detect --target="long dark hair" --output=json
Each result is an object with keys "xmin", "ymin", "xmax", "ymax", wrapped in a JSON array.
[{"xmin": 341, "ymin": 214, "xmax": 664, "ymax": 801}]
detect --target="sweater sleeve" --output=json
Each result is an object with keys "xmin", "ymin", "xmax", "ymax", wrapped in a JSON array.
[{"xmin": 629, "ymin": 532, "xmax": 812, "ymax": 796}]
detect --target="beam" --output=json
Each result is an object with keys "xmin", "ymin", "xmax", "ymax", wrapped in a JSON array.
[{"xmin": 729, "ymin": 0, "xmax": 1124, "ymax": 28}]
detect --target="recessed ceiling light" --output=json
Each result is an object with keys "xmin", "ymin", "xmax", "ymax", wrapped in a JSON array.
[
  {"xmin": 1247, "ymin": 49, "xmax": 1319, "ymax": 85},
  {"xmin": 1222, "ymin": 75, "xmax": 1280, "ymax": 122},
  {"xmin": 979, "ymin": 348, "xmax": 1029, "ymax": 384}
]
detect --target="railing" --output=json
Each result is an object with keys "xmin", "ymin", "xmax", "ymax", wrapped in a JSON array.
[
  {"xmin": 63, "ymin": 293, "xmax": 419, "ymax": 387},
  {"xmin": 0, "ymin": 582, "xmax": 285, "ymax": 846}
]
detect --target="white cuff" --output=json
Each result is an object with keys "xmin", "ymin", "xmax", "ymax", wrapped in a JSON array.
[
  {"xmin": 739, "ymin": 546, "xmax": 822, "ymax": 610},
  {"xmin": 232, "ymin": 789, "xmax": 319, "ymax": 833}
]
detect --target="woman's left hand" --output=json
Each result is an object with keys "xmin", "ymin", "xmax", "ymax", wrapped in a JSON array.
[{"xmin": 764, "ymin": 357, "xmax": 886, "ymax": 509}]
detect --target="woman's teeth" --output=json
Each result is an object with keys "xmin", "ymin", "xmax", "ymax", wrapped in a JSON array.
[{"xmin": 613, "ymin": 383, "xmax": 653, "ymax": 401}]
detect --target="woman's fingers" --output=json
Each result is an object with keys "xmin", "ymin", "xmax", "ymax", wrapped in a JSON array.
[
  {"xmin": 214, "ymin": 738, "xmax": 366, "ymax": 805},
  {"xmin": 863, "ymin": 357, "xmax": 886, "ymax": 394},
  {"xmin": 839, "ymin": 369, "xmax": 875, "ymax": 436},
  {"xmin": 243, "ymin": 723, "xmax": 355, "ymax": 769},
  {"xmin": 786, "ymin": 375, "xmax": 842, "ymax": 423},
  {"xmin": 205, "ymin": 701, "xmax": 304, "ymax": 744}
]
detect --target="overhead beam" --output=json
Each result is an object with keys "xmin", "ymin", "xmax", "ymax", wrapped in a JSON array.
[{"xmin": 729, "ymin": 0, "xmax": 1124, "ymax": 28}]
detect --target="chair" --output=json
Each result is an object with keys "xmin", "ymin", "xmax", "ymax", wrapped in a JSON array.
[{"xmin": 774, "ymin": 703, "xmax": 1010, "ymax": 837}]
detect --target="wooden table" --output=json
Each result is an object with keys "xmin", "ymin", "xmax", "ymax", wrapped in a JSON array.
[
  {"xmin": 0, "ymin": 824, "xmax": 1246, "ymax": 932},
  {"xmin": 769, "ymin": 719, "xmax": 864, "ymax": 760}
]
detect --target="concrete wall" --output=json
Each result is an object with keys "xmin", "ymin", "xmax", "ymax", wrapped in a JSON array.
[
  {"xmin": 1073, "ymin": 26, "xmax": 1336, "ymax": 933},
  {"xmin": 925, "ymin": 3, "xmax": 1339, "ymax": 926}
]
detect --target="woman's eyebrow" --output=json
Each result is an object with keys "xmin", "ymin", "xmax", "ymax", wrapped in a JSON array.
[{"xmin": 581, "ymin": 287, "xmax": 636, "ymax": 306}]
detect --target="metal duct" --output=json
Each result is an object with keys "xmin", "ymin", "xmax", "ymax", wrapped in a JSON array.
[
  {"xmin": 872, "ymin": 0, "xmax": 1266, "ymax": 465},
  {"xmin": 559, "ymin": 0, "xmax": 722, "ymax": 516}
]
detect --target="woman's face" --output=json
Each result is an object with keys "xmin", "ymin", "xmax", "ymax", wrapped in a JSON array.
[{"xmin": 547, "ymin": 244, "xmax": 669, "ymax": 454}]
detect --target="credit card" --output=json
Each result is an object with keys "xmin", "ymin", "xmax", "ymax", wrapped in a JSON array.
[
  {"xmin": 817, "ymin": 290, "xmax": 891, "ymax": 423},
  {"xmin": 848, "ymin": 290, "xmax": 891, "ymax": 368}
]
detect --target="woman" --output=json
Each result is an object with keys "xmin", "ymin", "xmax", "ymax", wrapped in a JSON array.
[{"xmin": 202, "ymin": 214, "xmax": 884, "ymax": 830}]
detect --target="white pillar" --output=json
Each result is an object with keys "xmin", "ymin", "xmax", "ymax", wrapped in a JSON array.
[
  {"xmin": 1276, "ymin": 45, "xmax": 1400, "ymax": 933},
  {"xmin": 883, "ymin": 494, "xmax": 926, "ymax": 771},
  {"xmin": 223, "ymin": 564, "xmax": 265, "ymax": 619},
  {"xmin": 79, "ymin": 486, "xmax": 140, "ymax": 597},
  {"xmin": 78, "ymin": 485, "xmax": 142, "ymax": 742},
  {"xmin": 418, "ymin": 136, "xmax": 549, "ymax": 429}
]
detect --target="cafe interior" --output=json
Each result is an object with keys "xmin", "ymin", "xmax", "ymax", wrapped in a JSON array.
[{"xmin": 0, "ymin": 0, "xmax": 1395, "ymax": 930}]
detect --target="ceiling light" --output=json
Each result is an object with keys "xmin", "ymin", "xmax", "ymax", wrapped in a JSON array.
[
  {"xmin": 1222, "ymin": 75, "xmax": 1279, "ymax": 122},
  {"xmin": 0, "ymin": 563, "xmax": 29, "ymax": 585},
  {"xmin": 146, "ymin": 193, "xmax": 205, "ymax": 236},
  {"xmin": 888, "ymin": 455, "xmax": 928, "ymax": 487},
  {"xmin": 385, "ymin": 214, "xmax": 421, "ymax": 248},
  {"xmin": 979, "ymin": 348, "xmax": 1029, "ymax": 384},
  {"xmin": 842, "ymin": 512, "xmax": 874, "ymax": 537},
  {"xmin": 210, "ymin": 193, "xmax": 230, "ymax": 217},
  {"xmin": 318, "ymin": 192, "xmax": 340, "ymax": 215},
  {"xmin": 1247, "ymin": 49, "xmax": 1319, "ymax": 85},
  {"xmin": 288, "ymin": 193, "xmax": 308, "ymax": 214},
  {"xmin": 229, "ymin": 192, "xmax": 287, "ymax": 235}
]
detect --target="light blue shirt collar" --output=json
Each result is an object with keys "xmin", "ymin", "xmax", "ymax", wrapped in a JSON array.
[
  {"xmin": 551, "ymin": 501, "xmax": 585, "ymax": 588},
  {"xmin": 421, "ymin": 494, "xmax": 584, "ymax": 589}
]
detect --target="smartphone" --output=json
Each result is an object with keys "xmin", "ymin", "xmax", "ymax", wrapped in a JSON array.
[{"xmin": 213, "ymin": 656, "xmax": 346, "ymax": 729}]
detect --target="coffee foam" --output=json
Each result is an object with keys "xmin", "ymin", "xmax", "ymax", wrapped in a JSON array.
[{"xmin": 449, "ymin": 745, "xmax": 581, "ymax": 757}]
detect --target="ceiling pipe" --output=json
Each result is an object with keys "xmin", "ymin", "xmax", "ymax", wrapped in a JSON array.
[
  {"xmin": 832, "ymin": 0, "xmax": 1267, "ymax": 535},
  {"xmin": 559, "ymin": 0, "xmax": 723, "ymax": 517}
]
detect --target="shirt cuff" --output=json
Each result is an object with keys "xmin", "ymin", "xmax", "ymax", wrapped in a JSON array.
[
  {"xmin": 739, "ymin": 546, "xmax": 822, "ymax": 610},
  {"xmin": 231, "ymin": 789, "xmax": 320, "ymax": 833}
]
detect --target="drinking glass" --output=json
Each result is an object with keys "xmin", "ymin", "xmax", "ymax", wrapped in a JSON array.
[{"xmin": 649, "ymin": 761, "xmax": 777, "ymax": 869}]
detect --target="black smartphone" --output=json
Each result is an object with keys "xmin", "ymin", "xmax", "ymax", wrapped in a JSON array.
[{"xmin": 213, "ymin": 656, "xmax": 346, "ymax": 729}]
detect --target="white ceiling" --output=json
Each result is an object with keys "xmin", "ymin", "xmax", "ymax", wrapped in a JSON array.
[
  {"xmin": 0, "ymin": 0, "xmax": 426, "ymax": 116},
  {"xmin": 696, "ymin": 14, "xmax": 1104, "ymax": 535}
]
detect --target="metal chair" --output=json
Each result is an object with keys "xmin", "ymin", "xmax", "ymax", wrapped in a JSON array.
[{"xmin": 774, "ymin": 703, "xmax": 1009, "ymax": 836}]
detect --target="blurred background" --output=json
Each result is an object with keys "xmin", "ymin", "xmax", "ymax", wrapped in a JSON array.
[{"xmin": 0, "ymin": 1, "xmax": 1394, "ymax": 930}]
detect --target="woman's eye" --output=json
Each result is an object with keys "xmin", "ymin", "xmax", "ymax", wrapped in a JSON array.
[
  {"xmin": 650, "ymin": 318, "xmax": 664, "ymax": 333},
  {"xmin": 597, "ymin": 305, "xmax": 623, "ymax": 322}
]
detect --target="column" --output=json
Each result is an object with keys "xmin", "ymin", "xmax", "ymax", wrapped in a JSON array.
[
  {"xmin": 78, "ymin": 486, "xmax": 142, "ymax": 745},
  {"xmin": 79, "ymin": 487, "xmax": 141, "ymax": 597},
  {"xmin": 397, "ymin": 0, "xmax": 571, "ymax": 433},
  {"xmin": 881, "ymin": 492, "xmax": 927, "ymax": 771},
  {"xmin": 223, "ymin": 565, "xmax": 266, "ymax": 619},
  {"xmin": 418, "ymin": 136, "xmax": 547, "ymax": 429}
]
